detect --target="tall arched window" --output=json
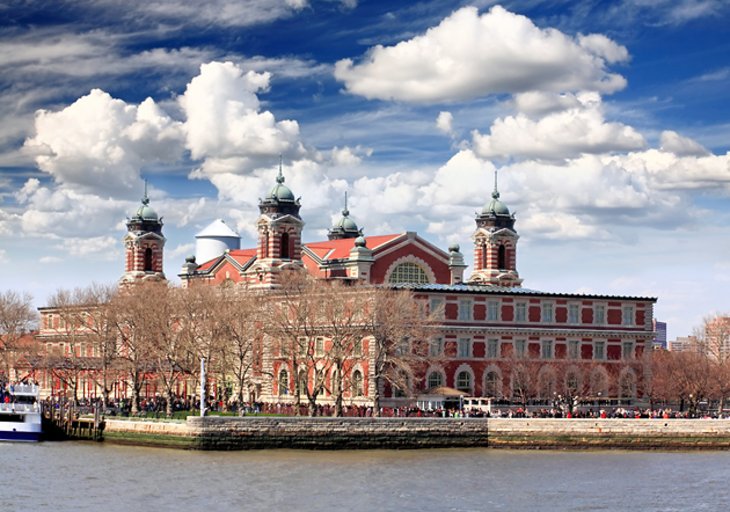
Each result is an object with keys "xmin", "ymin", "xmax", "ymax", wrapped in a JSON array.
[
  {"xmin": 497, "ymin": 244, "xmax": 506, "ymax": 269},
  {"xmin": 280, "ymin": 233, "xmax": 290, "ymax": 259},
  {"xmin": 298, "ymin": 370, "xmax": 307, "ymax": 397},
  {"xmin": 278, "ymin": 369, "xmax": 289, "ymax": 396},
  {"xmin": 144, "ymin": 247, "xmax": 153, "ymax": 272},
  {"xmin": 484, "ymin": 371, "xmax": 501, "ymax": 398},
  {"xmin": 456, "ymin": 371, "xmax": 472, "ymax": 393},
  {"xmin": 619, "ymin": 371, "xmax": 636, "ymax": 400},
  {"xmin": 352, "ymin": 370, "xmax": 363, "ymax": 397},
  {"xmin": 427, "ymin": 371, "xmax": 443, "ymax": 390}
]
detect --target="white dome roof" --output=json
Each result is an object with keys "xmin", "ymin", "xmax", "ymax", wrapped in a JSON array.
[{"xmin": 196, "ymin": 219, "xmax": 240, "ymax": 239}]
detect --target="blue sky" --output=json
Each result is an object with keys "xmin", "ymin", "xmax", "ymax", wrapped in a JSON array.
[{"xmin": 1, "ymin": 0, "xmax": 729, "ymax": 340}]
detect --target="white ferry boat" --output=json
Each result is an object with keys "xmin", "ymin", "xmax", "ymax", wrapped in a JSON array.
[{"xmin": 0, "ymin": 383, "xmax": 42, "ymax": 442}]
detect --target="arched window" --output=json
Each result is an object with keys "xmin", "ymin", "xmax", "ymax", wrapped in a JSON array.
[
  {"xmin": 280, "ymin": 233, "xmax": 290, "ymax": 259},
  {"xmin": 278, "ymin": 369, "xmax": 289, "ymax": 396},
  {"xmin": 427, "ymin": 371, "xmax": 443, "ymax": 390},
  {"xmin": 619, "ymin": 371, "xmax": 636, "ymax": 400},
  {"xmin": 352, "ymin": 370, "xmax": 363, "ymax": 397},
  {"xmin": 393, "ymin": 371, "xmax": 410, "ymax": 398},
  {"xmin": 298, "ymin": 370, "xmax": 307, "ymax": 397},
  {"xmin": 456, "ymin": 371, "xmax": 472, "ymax": 393},
  {"xmin": 144, "ymin": 247, "xmax": 153, "ymax": 272},
  {"xmin": 566, "ymin": 371, "xmax": 580, "ymax": 395},
  {"xmin": 484, "ymin": 371, "xmax": 501, "ymax": 398},
  {"xmin": 388, "ymin": 262, "xmax": 430, "ymax": 284},
  {"xmin": 538, "ymin": 369, "xmax": 556, "ymax": 399},
  {"xmin": 498, "ymin": 245, "xmax": 506, "ymax": 269}
]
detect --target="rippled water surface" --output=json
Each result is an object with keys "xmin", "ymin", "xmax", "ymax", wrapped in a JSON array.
[{"xmin": 3, "ymin": 442, "xmax": 730, "ymax": 511}]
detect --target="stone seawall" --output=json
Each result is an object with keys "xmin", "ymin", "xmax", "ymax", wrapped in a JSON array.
[
  {"xmin": 102, "ymin": 417, "xmax": 730, "ymax": 450},
  {"xmin": 488, "ymin": 418, "xmax": 730, "ymax": 449}
]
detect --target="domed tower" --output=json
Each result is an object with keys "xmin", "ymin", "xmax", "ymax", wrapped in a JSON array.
[
  {"xmin": 468, "ymin": 171, "xmax": 522, "ymax": 287},
  {"xmin": 328, "ymin": 192, "xmax": 362, "ymax": 240},
  {"xmin": 120, "ymin": 184, "xmax": 166, "ymax": 285},
  {"xmin": 246, "ymin": 160, "xmax": 305, "ymax": 287}
]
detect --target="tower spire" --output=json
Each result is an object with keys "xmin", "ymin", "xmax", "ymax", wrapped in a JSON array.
[
  {"xmin": 492, "ymin": 169, "xmax": 499, "ymax": 199},
  {"xmin": 277, "ymin": 154, "xmax": 284, "ymax": 184},
  {"xmin": 343, "ymin": 191, "xmax": 349, "ymax": 216},
  {"xmin": 142, "ymin": 179, "xmax": 150, "ymax": 205}
]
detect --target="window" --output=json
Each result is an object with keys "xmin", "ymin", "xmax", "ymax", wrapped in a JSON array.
[
  {"xmin": 429, "ymin": 337, "xmax": 444, "ymax": 357},
  {"xmin": 280, "ymin": 232, "xmax": 290, "ymax": 259},
  {"xmin": 594, "ymin": 304, "xmax": 606, "ymax": 325},
  {"xmin": 298, "ymin": 370, "xmax": 307, "ymax": 396},
  {"xmin": 568, "ymin": 340, "xmax": 580, "ymax": 359},
  {"xmin": 622, "ymin": 341, "xmax": 634, "ymax": 360},
  {"xmin": 315, "ymin": 337, "xmax": 324, "ymax": 357},
  {"xmin": 497, "ymin": 244, "xmax": 507, "ymax": 269},
  {"xmin": 429, "ymin": 297, "xmax": 444, "ymax": 317},
  {"xmin": 457, "ymin": 338, "xmax": 471, "ymax": 358},
  {"xmin": 298, "ymin": 337, "xmax": 308, "ymax": 357},
  {"xmin": 456, "ymin": 371, "xmax": 472, "ymax": 393},
  {"xmin": 395, "ymin": 337, "xmax": 410, "ymax": 356},
  {"xmin": 541, "ymin": 302, "xmax": 554, "ymax": 323},
  {"xmin": 388, "ymin": 262, "xmax": 430, "ymax": 284},
  {"xmin": 352, "ymin": 370, "xmax": 364, "ymax": 397},
  {"xmin": 622, "ymin": 305, "xmax": 635, "ymax": 326},
  {"xmin": 594, "ymin": 341, "xmax": 606, "ymax": 360},
  {"xmin": 144, "ymin": 247, "xmax": 153, "ymax": 272},
  {"xmin": 566, "ymin": 372, "xmax": 579, "ymax": 393},
  {"xmin": 568, "ymin": 304, "xmax": 580, "ymax": 324},
  {"xmin": 515, "ymin": 302, "xmax": 527, "ymax": 322},
  {"xmin": 541, "ymin": 340, "xmax": 554, "ymax": 359},
  {"xmin": 427, "ymin": 371, "xmax": 443, "ymax": 389},
  {"xmin": 485, "ymin": 371, "xmax": 501, "ymax": 398},
  {"xmin": 487, "ymin": 301, "xmax": 500, "ymax": 321},
  {"xmin": 353, "ymin": 339, "xmax": 363, "ymax": 357},
  {"xmin": 515, "ymin": 339, "xmax": 526, "ymax": 358},
  {"xmin": 487, "ymin": 339, "xmax": 499, "ymax": 359},
  {"xmin": 278, "ymin": 369, "xmax": 289, "ymax": 396},
  {"xmin": 458, "ymin": 299, "xmax": 473, "ymax": 321}
]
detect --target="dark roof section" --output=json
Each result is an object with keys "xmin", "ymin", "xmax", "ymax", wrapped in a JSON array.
[{"xmin": 388, "ymin": 282, "xmax": 657, "ymax": 302}]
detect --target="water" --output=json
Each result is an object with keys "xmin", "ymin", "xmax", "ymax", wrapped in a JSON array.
[{"xmin": 3, "ymin": 442, "xmax": 730, "ymax": 511}]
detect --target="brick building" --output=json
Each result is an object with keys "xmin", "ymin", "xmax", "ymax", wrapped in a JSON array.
[{"xmin": 34, "ymin": 166, "xmax": 656, "ymax": 408}]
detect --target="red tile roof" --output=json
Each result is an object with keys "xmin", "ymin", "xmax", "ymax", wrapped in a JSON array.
[
  {"xmin": 304, "ymin": 234, "xmax": 402, "ymax": 261},
  {"xmin": 196, "ymin": 249, "xmax": 257, "ymax": 271}
]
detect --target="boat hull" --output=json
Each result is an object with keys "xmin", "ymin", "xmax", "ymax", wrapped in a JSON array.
[{"xmin": 0, "ymin": 428, "xmax": 42, "ymax": 442}]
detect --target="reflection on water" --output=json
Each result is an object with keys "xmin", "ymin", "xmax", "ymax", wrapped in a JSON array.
[{"xmin": 2, "ymin": 442, "xmax": 730, "ymax": 511}]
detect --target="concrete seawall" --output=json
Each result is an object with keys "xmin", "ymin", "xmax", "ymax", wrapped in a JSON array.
[{"xmin": 102, "ymin": 417, "xmax": 730, "ymax": 450}]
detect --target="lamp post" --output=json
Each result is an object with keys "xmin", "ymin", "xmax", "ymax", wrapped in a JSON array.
[{"xmin": 200, "ymin": 357, "xmax": 206, "ymax": 417}]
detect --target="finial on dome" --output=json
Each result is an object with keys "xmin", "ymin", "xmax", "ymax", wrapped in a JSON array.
[
  {"xmin": 492, "ymin": 169, "xmax": 500, "ymax": 200},
  {"xmin": 276, "ymin": 154, "xmax": 285, "ymax": 184},
  {"xmin": 142, "ymin": 179, "xmax": 150, "ymax": 205},
  {"xmin": 342, "ymin": 191, "xmax": 350, "ymax": 217}
]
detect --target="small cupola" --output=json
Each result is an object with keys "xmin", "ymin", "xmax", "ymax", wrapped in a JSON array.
[
  {"xmin": 328, "ymin": 192, "xmax": 362, "ymax": 240},
  {"xmin": 259, "ymin": 158, "xmax": 301, "ymax": 218}
]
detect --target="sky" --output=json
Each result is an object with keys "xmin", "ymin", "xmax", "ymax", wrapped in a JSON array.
[{"xmin": 1, "ymin": 0, "xmax": 729, "ymax": 340}]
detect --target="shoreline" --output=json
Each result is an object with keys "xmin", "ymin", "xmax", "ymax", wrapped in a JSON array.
[{"xmin": 93, "ymin": 416, "xmax": 730, "ymax": 451}]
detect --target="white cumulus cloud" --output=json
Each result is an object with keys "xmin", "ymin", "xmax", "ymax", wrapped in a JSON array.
[
  {"xmin": 473, "ymin": 92, "xmax": 645, "ymax": 161},
  {"xmin": 334, "ymin": 5, "xmax": 628, "ymax": 103}
]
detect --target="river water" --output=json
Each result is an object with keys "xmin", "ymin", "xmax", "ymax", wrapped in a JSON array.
[{"xmin": 3, "ymin": 442, "xmax": 730, "ymax": 511}]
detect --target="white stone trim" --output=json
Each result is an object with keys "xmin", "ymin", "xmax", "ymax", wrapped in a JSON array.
[{"xmin": 383, "ymin": 254, "xmax": 437, "ymax": 284}]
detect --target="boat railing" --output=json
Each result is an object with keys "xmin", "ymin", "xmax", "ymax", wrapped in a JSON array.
[{"xmin": 0, "ymin": 402, "xmax": 39, "ymax": 413}]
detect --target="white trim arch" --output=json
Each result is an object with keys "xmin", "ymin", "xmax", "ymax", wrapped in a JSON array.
[
  {"xmin": 454, "ymin": 363, "xmax": 475, "ymax": 395},
  {"xmin": 482, "ymin": 364, "xmax": 503, "ymax": 399},
  {"xmin": 425, "ymin": 366, "xmax": 446, "ymax": 391},
  {"xmin": 384, "ymin": 255, "xmax": 436, "ymax": 285}
]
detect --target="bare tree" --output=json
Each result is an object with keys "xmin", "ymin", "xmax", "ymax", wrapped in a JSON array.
[
  {"xmin": 0, "ymin": 290, "xmax": 37, "ymax": 381},
  {"xmin": 696, "ymin": 314, "xmax": 730, "ymax": 414},
  {"xmin": 45, "ymin": 288, "xmax": 95, "ymax": 402},
  {"xmin": 109, "ymin": 282, "xmax": 163, "ymax": 414},
  {"xmin": 364, "ymin": 286, "xmax": 433, "ymax": 416},
  {"xmin": 265, "ymin": 272, "xmax": 327, "ymax": 416},
  {"xmin": 217, "ymin": 288, "xmax": 264, "ymax": 408},
  {"xmin": 76, "ymin": 283, "xmax": 119, "ymax": 409}
]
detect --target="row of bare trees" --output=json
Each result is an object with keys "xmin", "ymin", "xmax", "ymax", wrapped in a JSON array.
[
  {"xmin": 648, "ymin": 314, "xmax": 730, "ymax": 415},
  {"xmin": 1, "ymin": 273, "xmax": 431, "ymax": 417}
]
